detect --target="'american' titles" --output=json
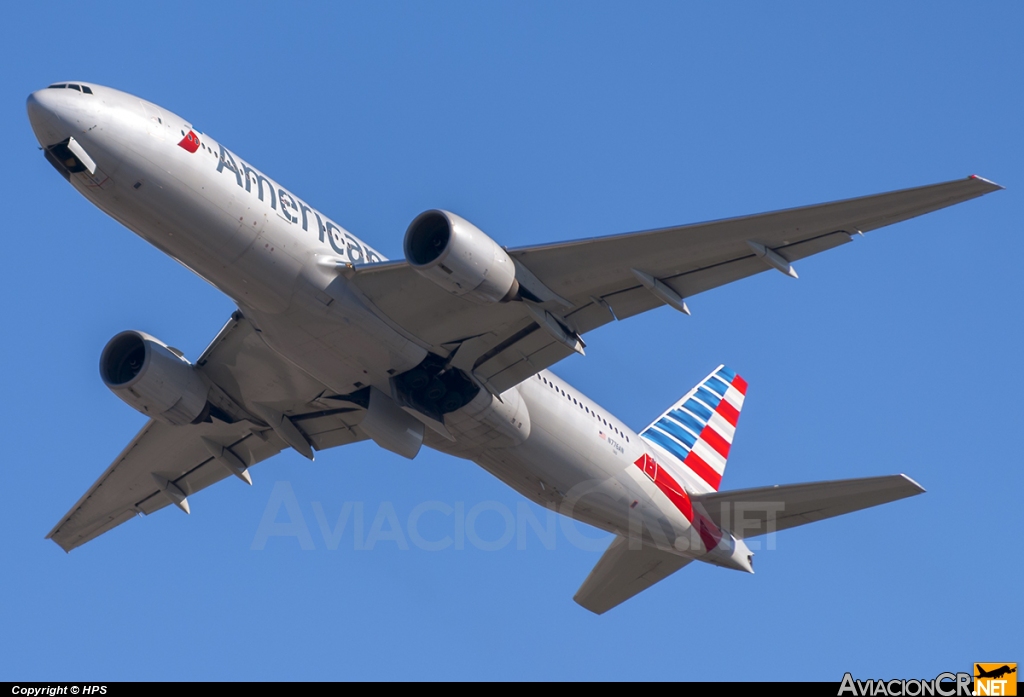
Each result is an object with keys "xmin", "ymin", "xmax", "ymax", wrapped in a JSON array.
[{"xmin": 216, "ymin": 142, "xmax": 384, "ymax": 265}]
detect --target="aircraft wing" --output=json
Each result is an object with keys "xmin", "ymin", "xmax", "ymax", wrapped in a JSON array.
[
  {"xmin": 47, "ymin": 314, "xmax": 368, "ymax": 552},
  {"xmin": 574, "ymin": 534, "xmax": 694, "ymax": 615},
  {"xmin": 690, "ymin": 473, "xmax": 926, "ymax": 539},
  {"xmin": 349, "ymin": 176, "xmax": 1001, "ymax": 394}
]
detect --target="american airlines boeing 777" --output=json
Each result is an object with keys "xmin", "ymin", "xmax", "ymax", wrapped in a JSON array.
[{"xmin": 27, "ymin": 82, "xmax": 1000, "ymax": 613}]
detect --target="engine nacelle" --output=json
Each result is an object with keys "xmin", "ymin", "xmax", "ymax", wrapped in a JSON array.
[
  {"xmin": 100, "ymin": 331, "xmax": 209, "ymax": 425},
  {"xmin": 404, "ymin": 210, "xmax": 518, "ymax": 304}
]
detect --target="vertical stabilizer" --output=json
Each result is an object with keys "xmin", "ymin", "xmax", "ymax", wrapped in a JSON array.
[{"xmin": 640, "ymin": 365, "xmax": 747, "ymax": 491}]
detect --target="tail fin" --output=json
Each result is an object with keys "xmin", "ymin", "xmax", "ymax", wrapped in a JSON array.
[{"xmin": 640, "ymin": 365, "xmax": 747, "ymax": 491}]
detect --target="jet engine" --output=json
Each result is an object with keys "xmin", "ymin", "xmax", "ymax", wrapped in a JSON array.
[
  {"xmin": 99, "ymin": 330, "xmax": 210, "ymax": 425},
  {"xmin": 404, "ymin": 210, "xmax": 518, "ymax": 304}
]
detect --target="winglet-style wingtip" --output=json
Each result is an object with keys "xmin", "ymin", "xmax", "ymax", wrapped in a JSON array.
[{"xmin": 968, "ymin": 174, "xmax": 1005, "ymax": 191}]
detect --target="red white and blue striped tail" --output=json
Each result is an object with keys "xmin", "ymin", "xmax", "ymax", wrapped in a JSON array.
[{"xmin": 640, "ymin": 365, "xmax": 747, "ymax": 492}]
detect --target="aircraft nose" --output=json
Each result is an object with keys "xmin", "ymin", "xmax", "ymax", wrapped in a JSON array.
[{"xmin": 27, "ymin": 88, "xmax": 69, "ymax": 147}]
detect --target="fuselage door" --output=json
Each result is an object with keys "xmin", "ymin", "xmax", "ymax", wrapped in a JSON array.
[{"xmin": 139, "ymin": 100, "xmax": 166, "ymax": 141}]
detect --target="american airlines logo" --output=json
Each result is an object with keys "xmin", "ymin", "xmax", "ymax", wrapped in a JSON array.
[{"xmin": 177, "ymin": 129, "xmax": 200, "ymax": 153}]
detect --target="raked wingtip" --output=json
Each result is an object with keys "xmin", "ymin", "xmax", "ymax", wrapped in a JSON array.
[{"xmin": 968, "ymin": 174, "xmax": 1004, "ymax": 191}]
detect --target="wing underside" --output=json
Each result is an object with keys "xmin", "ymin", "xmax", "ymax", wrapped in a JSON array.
[
  {"xmin": 48, "ymin": 314, "xmax": 368, "ymax": 552},
  {"xmin": 349, "ymin": 176, "xmax": 1001, "ymax": 394}
]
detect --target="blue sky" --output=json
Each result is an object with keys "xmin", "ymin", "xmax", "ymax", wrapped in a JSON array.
[{"xmin": 2, "ymin": 2, "xmax": 1020, "ymax": 681}]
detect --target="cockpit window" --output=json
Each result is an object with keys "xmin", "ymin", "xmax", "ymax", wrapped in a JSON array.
[{"xmin": 45, "ymin": 83, "xmax": 93, "ymax": 94}]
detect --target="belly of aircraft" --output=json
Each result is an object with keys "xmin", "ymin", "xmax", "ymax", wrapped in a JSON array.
[
  {"xmin": 75, "ymin": 137, "xmax": 429, "ymax": 397},
  {"xmin": 433, "ymin": 377, "xmax": 692, "ymax": 545}
]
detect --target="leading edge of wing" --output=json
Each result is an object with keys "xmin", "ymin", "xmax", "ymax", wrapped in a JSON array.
[
  {"xmin": 47, "ymin": 313, "xmax": 370, "ymax": 552},
  {"xmin": 506, "ymin": 175, "xmax": 1003, "ymax": 256},
  {"xmin": 45, "ymin": 420, "xmax": 158, "ymax": 549}
]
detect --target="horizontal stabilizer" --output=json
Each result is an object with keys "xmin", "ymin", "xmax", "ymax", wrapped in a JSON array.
[
  {"xmin": 574, "ymin": 535, "xmax": 692, "ymax": 615},
  {"xmin": 691, "ymin": 474, "xmax": 925, "ymax": 539}
]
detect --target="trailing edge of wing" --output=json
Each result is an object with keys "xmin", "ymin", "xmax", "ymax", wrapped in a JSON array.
[
  {"xmin": 347, "ymin": 176, "xmax": 1001, "ymax": 395},
  {"xmin": 46, "ymin": 315, "xmax": 369, "ymax": 552},
  {"xmin": 690, "ymin": 474, "xmax": 926, "ymax": 539}
]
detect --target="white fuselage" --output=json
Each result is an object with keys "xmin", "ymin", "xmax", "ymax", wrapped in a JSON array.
[{"xmin": 27, "ymin": 82, "xmax": 750, "ymax": 569}]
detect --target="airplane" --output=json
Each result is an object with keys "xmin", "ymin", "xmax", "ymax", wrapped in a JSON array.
[
  {"xmin": 976, "ymin": 666, "xmax": 1017, "ymax": 680},
  {"xmin": 27, "ymin": 81, "xmax": 1001, "ymax": 614}
]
